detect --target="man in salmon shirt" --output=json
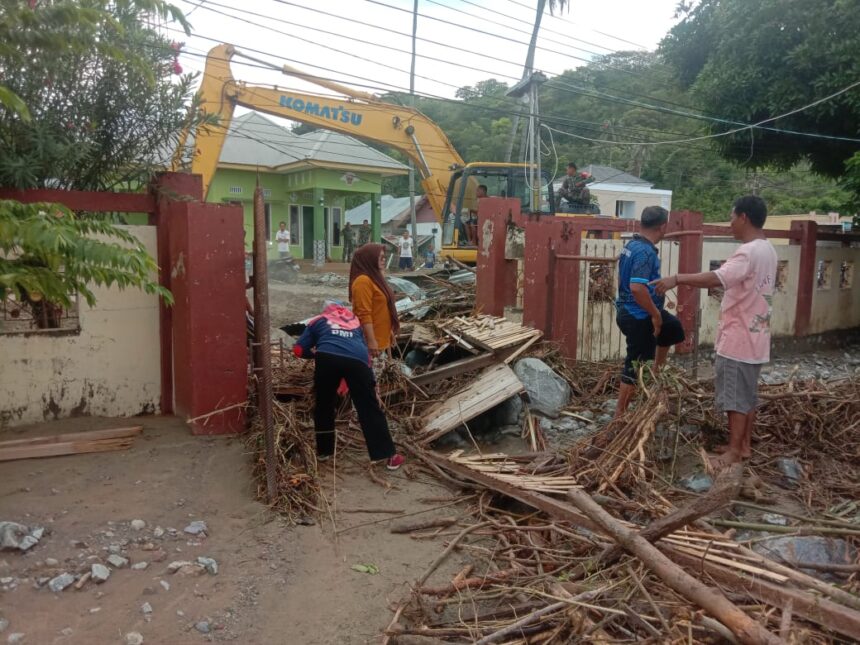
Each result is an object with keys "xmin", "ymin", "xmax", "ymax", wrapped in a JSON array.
[{"xmin": 653, "ymin": 196, "xmax": 777, "ymax": 470}]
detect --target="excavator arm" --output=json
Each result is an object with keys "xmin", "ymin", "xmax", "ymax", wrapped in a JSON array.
[{"xmin": 173, "ymin": 44, "xmax": 464, "ymax": 217}]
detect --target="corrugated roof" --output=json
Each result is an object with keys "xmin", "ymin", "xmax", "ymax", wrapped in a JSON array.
[
  {"xmin": 584, "ymin": 164, "xmax": 652, "ymax": 186},
  {"xmin": 218, "ymin": 112, "xmax": 407, "ymax": 172},
  {"xmin": 345, "ymin": 194, "xmax": 413, "ymax": 224}
]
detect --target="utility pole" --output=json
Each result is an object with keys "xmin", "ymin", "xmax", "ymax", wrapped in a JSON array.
[
  {"xmin": 408, "ymin": 0, "xmax": 419, "ymax": 245},
  {"xmin": 504, "ymin": 0, "xmax": 547, "ymax": 163},
  {"xmin": 507, "ymin": 71, "xmax": 547, "ymax": 212}
]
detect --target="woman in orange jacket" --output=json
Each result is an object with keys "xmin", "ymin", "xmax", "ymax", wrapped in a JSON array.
[{"xmin": 349, "ymin": 243, "xmax": 399, "ymax": 357}]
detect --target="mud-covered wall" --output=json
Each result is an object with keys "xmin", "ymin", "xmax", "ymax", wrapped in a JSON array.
[{"xmin": 0, "ymin": 226, "xmax": 161, "ymax": 428}]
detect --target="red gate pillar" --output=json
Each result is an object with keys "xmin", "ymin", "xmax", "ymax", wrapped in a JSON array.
[
  {"xmin": 167, "ymin": 200, "xmax": 247, "ymax": 434},
  {"xmin": 476, "ymin": 198, "xmax": 522, "ymax": 316},
  {"xmin": 150, "ymin": 172, "xmax": 205, "ymax": 414},
  {"xmin": 673, "ymin": 210, "xmax": 703, "ymax": 354},
  {"xmin": 791, "ymin": 220, "xmax": 817, "ymax": 337},
  {"xmin": 523, "ymin": 219, "xmax": 583, "ymax": 360}
]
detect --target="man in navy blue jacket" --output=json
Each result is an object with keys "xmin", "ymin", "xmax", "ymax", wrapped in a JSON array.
[{"xmin": 614, "ymin": 206, "xmax": 685, "ymax": 417}]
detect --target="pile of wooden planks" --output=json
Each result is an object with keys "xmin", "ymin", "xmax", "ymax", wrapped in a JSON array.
[
  {"xmin": 0, "ymin": 426, "xmax": 143, "ymax": 462},
  {"xmin": 436, "ymin": 315, "xmax": 542, "ymax": 359},
  {"xmin": 418, "ymin": 363, "xmax": 524, "ymax": 443}
]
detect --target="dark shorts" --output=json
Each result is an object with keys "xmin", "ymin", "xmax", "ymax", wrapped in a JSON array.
[
  {"xmin": 398, "ymin": 256, "xmax": 413, "ymax": 270},
  {"xmin": 616, "ymin": 309, "xmax": 685, "ymax": 384},
  {"xmin": 715, "ymin": 355, "xmax": 762, "ymax": 414}
]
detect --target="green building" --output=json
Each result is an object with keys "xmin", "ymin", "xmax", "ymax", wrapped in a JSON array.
[{"xmin": 206, "ymin": 112, "xmax": 407, "ymax": 260}]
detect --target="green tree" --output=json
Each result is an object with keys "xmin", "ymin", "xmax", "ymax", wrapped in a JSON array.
[
  {"xmin": 660, "ymin": 0, "xmax": 860, "ymax": 178},
  {"xmin": 0, "ymin": 0, "xmax": 197, "ymax": 323}
]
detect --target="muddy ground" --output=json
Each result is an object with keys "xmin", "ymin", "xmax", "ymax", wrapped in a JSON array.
[{"xmin": 0, "ymin": 416, "xmax": 468, "ymax": 644}]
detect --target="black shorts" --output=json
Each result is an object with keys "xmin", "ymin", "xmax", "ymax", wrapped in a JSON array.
[
  {"xmin": 616, "ymin": 309, "xmax": 685, "ymax": 384},
  {"xmin": 398, "ymin": 256, "xmax": 413, "ymax": 270}
]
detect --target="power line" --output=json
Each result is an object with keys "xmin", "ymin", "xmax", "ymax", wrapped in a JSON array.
[{"xmin": 544, "ymin": 79, "xmax": 860, "ymax": 146}]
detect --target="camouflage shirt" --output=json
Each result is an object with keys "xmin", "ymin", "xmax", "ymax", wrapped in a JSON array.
[
  {"xmin": 358, "ymin": 224, "xmax": 371, "ymax": 245},
  {"xmin": 558, "ymin": 173, "xmax": 592, "ymax": 204}
]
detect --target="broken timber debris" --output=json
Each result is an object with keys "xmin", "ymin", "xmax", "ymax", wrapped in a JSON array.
[{"xmin": 0, "ymin": 426, "xmax": 142, "ymax": 462}]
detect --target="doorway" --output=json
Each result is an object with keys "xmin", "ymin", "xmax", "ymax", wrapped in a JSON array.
[{"xmin": 302, "ymin": 206, "xmax": 314, "ymax": 259}]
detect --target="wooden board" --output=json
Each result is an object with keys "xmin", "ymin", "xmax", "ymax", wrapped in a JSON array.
[
  {"xmin": 0, "ymin": 426, "xmax": 142, "ymax": 449},
  {"xmin": 0, "ymin": 437, "xmax": 138, "ymax": 462},
  {"xmin": 420, "ymin": 363, "xmax": 524, "ymax": 443}
]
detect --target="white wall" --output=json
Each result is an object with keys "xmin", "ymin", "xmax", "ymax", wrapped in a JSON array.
[
  {"xmin": 590, "ymin": 183, "xmax": 672, "ymax": 219},
  {"xmin": 809, "ymin": 246, "xmax": 860, "ymax": 334},
  {"xmin": 0, "ymin": 226, "xmax": 162, "ymax": 428}
]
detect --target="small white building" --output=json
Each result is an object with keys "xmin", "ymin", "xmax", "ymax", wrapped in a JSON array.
[{"xmin": 554, "ymin": 164, "xmax": 672, "ymax": 219}]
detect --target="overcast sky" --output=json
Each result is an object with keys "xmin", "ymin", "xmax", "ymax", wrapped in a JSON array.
[{"xmin": 164, "ymin": 0, "xmax": 682, "ymax": 106}]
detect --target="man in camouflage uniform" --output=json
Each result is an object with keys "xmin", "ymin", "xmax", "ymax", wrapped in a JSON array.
[
  {"xmin": 558, "ymin": 162, "xmax": 595, "ymax": 213},
  {"xmin": 342, "ymin": 221, "xmax": 355, "ymax": 262},
  {"xmin": 358, "ymin": 219, "xmax": 371, "ymax": 246}
]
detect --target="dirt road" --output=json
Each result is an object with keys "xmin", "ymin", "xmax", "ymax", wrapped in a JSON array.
[{"xmin": 0, "ymin": 416, "xmax": 465, "ymax": 644}]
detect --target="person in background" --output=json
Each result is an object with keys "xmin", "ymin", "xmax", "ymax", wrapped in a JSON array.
[
  {"xmin": 614, "ymin": 206, "xmax": 685, "ymax": 417},
  {"xmin": 652, "ymin": 196, "xmax": 777, "ymax": 470},
  {"xmin": 342, "ymin": 221, "xmax": 355, "ymax": 262},
  {"xmin": 424, "ymin": 242, "xmax": 436, "ymax": 269},
  {"xmin": 358, "ymin": 219, "xmax": 371, "ymax": 246},
  {"xmin": 557, "ymin": 162, "xmax": 593, "ymax": 213},
  {"xmin": 275, "ymin": 221, "xmax": 290, "ymax": 259},
  {"xmin": 467, "ymin": 184, "xmax": 488, "ymax": 245},
  {"xmin": 349, "ymin": 244, "xmax": 399, "ymax": 358},
  {"xmin": 293, "ymin": 301, "xmax": 404, "ymax": 470},
  {"xmin": 397, "ymin": 230, "xmax": 414, "ymax": 271}
]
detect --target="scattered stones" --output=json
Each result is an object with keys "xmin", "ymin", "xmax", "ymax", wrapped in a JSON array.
[
  {"xmin": 74, "ymin": 572, "xmax": 91, "ymax": 590},
  {"xmin": 0, "ymin": 523, "xmax": 43, "ymax": 552},
  {"xmin": 679, "ymin": 473, "xmax": 714, "ymax": 493},
  {"xmin": 91, "ymin": 564, "xmax": 110, "ymax": 583},
  {"xmin": 89, "ymin": 608, "xmax": 101, "ymax": 614},
  {"xmin": 44, "ymin": 558, "xmax": 59, "ymax": 567},
  {"xmin": 167, "ymin": 560, "xmax": 205, "ymax": 576},
  {"xmin": 152, "ymin": 527, "xmax": 164, "ymax": 539},
  {"xmin": 513, "ymin": 358, "xmax": 572, "ymax": 418},
  {"xmin": 141, "ymin": 602, "xmax": 153, "ymax": 616},
  {"xmin": 761, "ymin": 513, "xmax": 789, "ymax": 526},
  {"xmin": 108, "ymin": 545, "xmax": 122, "ymax": 555},
  {"xmin": 131, "ymin": 562, "xmax": 149, "ymax": 571},
  {"xmin": 0, "ymin": 618, "xmax": 8, "ymax": 633},
  {"xmin": 107, "ymin": 555, "xmax": 128, "ymax": 569},
  {"xmin": 776, "ymin": 458, "xmax": 803, "ymax": 487},
  {"xmin": 60, "ymin": 628, "xmax": 73, "ymax": 637},
  {"xmin": 753, "ymin": 536, "xmax": 857, "ymax": 578},
  {"xmin": 48, "ymin": 573, "xmax": 75, "ymax": 593},
  {"xmin": 124, "ymin": 633, "xmax": 144, "ymax": 645},
  {"xmin": 194, "ymin": 621, "xmax": 211, "ymax": 634},
  {"xmin": 601, "ymin": 398, "xmax": 618, "ymax": 413},
  {"xmin": 130, "ymin": 520, "xmax": 146, "ymax": 531},
  {"xmin": 183, "ymin": 521, "xmax": 208, "ymax": 537},
  {"xmin": 159, "ymin": 580, "xmax": 170, "ymax": 592},
  {"xmin": 7, "ymin": 633, "xmax": 24, "ymax": 644},
  {"xmin": 196, "ymin": 556, "xmax": 218, "ymax": 575}
]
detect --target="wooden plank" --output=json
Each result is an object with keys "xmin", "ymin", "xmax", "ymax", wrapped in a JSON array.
[
  {"xmin": 411, "ymin": 353, "xmax": 499, "ymax": 387},
  {"xmin": 0, "ymin": 438, "xmax": 136, "ymax": 462},
  {"xmin": 0, "ymin": 426, "xmax": 143, "ymax": 449},
  {"xmin": 420, "ymin": 364, "xmax": 524, "ymax": 442}
]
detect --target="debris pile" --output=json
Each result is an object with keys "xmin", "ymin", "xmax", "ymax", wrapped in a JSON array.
[{"xmin": 247, "ymin": 279, "xmax": 860, "ymax": 642}]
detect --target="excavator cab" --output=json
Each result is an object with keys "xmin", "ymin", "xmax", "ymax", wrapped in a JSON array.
[{"xmin": 441, "ymin": 164, "xmax": 555, "ymax": 251}]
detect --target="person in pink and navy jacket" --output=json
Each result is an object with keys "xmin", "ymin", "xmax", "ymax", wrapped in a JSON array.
[{"xmin": 293, "ymin": 302, "xmax": 404, "ymax": 470}]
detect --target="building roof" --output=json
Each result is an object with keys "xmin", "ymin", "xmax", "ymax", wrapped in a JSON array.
[
  {"xmin": 218, "ymin": 112, "xmax": 407, "ymax": 174},
  {"xmin": 583, "ymin": 164, "xmax": 652, "ymax": 186}
]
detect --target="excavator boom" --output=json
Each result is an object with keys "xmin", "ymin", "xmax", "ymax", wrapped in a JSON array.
[{"xmin": 174, "ymin": 44, "xmax": 465, "ymax": 217}]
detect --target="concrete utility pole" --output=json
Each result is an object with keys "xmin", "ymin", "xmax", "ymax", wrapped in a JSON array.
[
  {"xmin": 507, "ymin": 71, "xmax": 548, "ymax": 211},
  {"xmin": 504, "ymin": 0, "xmax": 547, "ymax": 163},
  {"xmin": 408, "ymin": 0, "xmax": 419, "ymax": 245}
]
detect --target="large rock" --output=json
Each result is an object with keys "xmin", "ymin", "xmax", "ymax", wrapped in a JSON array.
[
  {"xmin": 752, "ymin": 536, "xmax": 856, "ymax": 579},
  {"xmin": 513, "ymin": 358, "xmax": 571, "ymax": 418}
]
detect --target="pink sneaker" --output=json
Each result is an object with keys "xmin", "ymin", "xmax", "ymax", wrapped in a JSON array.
[{"xmin": 386, "ymin": 454, "xmax": 405, "ymax": 471}]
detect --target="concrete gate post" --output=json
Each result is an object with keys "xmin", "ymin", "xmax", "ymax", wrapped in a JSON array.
[{"xmin": 476, "ymin": 198, "xmax": 522, "ymax": 316}]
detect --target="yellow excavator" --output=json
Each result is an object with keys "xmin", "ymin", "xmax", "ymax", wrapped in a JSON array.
[{"xmin": 172, "ymin": 44, "xmax": 568, "ymax": 263}]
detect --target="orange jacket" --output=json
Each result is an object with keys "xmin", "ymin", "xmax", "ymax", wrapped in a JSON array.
[{"xmin": 351, "ymin": 274, "xmax": 394, "ymax": 350}]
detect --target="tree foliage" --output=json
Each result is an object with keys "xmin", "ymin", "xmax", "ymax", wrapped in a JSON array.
[
  {"xmin": 660, "ymin": 0, "xmax": 860, "ymax": 178},
  {"xmin": 0, "ymin": 0, "xmax": 197, "ymax": 320},
  {"xmin": 0, "ymin": 0, "xmax": 202, "ymax": 190}
]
